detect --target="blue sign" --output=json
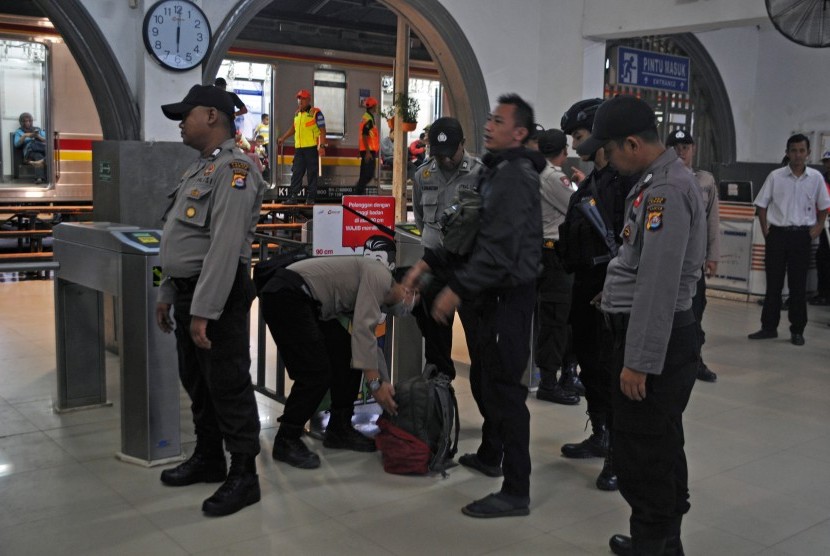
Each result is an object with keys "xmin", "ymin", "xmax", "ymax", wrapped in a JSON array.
[{"xmin": 618, "ymin": 47, "xmax": 690, "ymax": 93}]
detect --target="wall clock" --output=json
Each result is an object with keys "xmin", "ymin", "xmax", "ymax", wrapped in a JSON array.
[{"xmin": 143, "ymin": 0, "xmax": 211, "ymax": 71}]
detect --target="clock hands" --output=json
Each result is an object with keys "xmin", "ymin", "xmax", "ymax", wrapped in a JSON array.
[{"xmin": 176, "ymin": 16, "xmax": 181, "ymax": 54}]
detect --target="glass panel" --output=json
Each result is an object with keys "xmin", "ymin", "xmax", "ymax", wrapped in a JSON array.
[
  {"xmin": 1, "ymin": 40, "xmax": 48, "ymax": 186},
  {"xmin": 313, "ymin": 69, "xmax": 346, "ymax": 137}
]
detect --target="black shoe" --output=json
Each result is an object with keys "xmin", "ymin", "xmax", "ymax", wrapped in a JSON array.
[
  {"xmin": 609, "ymin": 534, "xmax": 683, "ymax": 555},
  {"xmin": 201, "ymin": 457, "xmax": 260, "ymax": 517},
  {"xmin": 160, "ymin": 452, "xmax": 227, "ymax": 486},
  {"xmin": 272, "ymin": 436, "xmax": 321, "ymax": 469},
  {"xmin": 596, "ymin": 454, "xmax": 618, "ymax": 491},
  {"xmin": 323, "ymin": 425, "xmax": 377, "ymax": 452},
  {"xmin": 791, "ymin": 333, "xmax": 805, "ymax": 346},
  {"xmin": 610, "ymin": 534, "xmax": 632, "ymax": 555},
  {"xmin": 561, "ymin": 415, "xmax": 609, "ymax": 459},
  {"xmin": 748, "ymin": 329, "xmax": 777, "ymax": 340},
  {"xmin": 461, "ymin": 491, "xmax": 529, "ymax": 518},
  {"xmin": 536, "ymin": 383, "xmax": 580, "ymax": 405},
  {"xmin": 558, "ymin": 362, "xmax": 586, "ymax": 396},
  {"xmin": 458, "ymin": 453, "xmax": 502, "ymax": 477},
  {"xmin": 697, "ymin": 363, "xmax": 717, "ymax": 382}
]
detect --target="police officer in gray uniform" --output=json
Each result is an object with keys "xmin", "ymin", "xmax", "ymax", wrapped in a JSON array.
[
  {"xmin": 532, "ymin": 129, "xmax": 580, "ymax": 405},
  {"xmin": 577, "ymin": 96, "xmax": 706, "ymax": 555},
  {"xmin": 155, "ymin": 85, "xmax": 266, "ymax": 517},
  {"xmin": 666, "ymin": 130, "xmax": 720, "ymax": 382},
  {"xmin": 411, "ymin": 117, "xmax": 483, "ymax": 380}
]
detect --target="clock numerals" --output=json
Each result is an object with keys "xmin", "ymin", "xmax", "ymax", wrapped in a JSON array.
[{"xmin": 143, "ymin": 0, "xmax": 211, "ymax": 72}]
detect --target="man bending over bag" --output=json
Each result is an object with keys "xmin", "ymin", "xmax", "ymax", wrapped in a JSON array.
[{"xmin": 258, "ymin": 255, "xmax": 417, "ymax": 469}]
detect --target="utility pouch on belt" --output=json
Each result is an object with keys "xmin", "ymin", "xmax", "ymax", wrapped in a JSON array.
[{"xmin": 439, "ymin": 186, "xmax": 482, "ymax": 257}]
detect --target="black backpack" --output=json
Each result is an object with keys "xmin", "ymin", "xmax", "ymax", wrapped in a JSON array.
[{"xmin": 374, "ymin": 364, "xmax": 460, "ymax": 476}]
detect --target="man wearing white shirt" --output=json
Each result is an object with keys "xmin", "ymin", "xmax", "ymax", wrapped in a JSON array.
[{"xmin": 749, "ymin": 134, "xmax": 830, "ymax": 345}]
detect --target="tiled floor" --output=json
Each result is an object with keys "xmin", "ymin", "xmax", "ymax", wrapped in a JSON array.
[{"xmin": 1, "ymin": 277, "xmax": 830, "ymax": 555}]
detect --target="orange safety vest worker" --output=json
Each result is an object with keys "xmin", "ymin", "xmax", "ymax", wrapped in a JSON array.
[
  {"xmin": 293, "ymin": 107, "xmax": 325, "ymax": 148},
  {"xmin": 359, "ymin": 111, "xmax": 379, "ymax": 152}
]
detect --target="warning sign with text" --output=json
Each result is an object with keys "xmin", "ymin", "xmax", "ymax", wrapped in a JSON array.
[{"xmin": 341, "ymin": 196, "xmax": 395, "ymax": 248}]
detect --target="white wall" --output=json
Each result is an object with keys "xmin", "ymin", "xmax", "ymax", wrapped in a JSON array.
[
  {"xmin": 697, "ymin": 23, "xmax": 830, "ymax": 163},
  {"xmin": 437, "ymin": 0, "xmax": 598, "ymax": 132},
  {"xmin": 583, "ymin": 0, "xmax": 767, "ymax": 39}
]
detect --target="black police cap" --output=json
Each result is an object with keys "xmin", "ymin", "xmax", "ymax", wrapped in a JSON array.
[
  {"xmin": 575, "ymin": 96, "xmax": 657, "ymax": 156},
  {"xmin": 428, "ymin": 117, "xmax": 464, "ymax": 157},
  {"xmin": 161, "ymin": 84, "xmax": 235, "ymax": 121},
  {"xmin": 537, "ymin": 129, "xmax": 567, "ymax": 156},
  {"xmin": 665, "ymin": 129, "xmax": 695, "ymax": 147}
]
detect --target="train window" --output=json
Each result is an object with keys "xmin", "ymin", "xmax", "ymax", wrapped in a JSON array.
[
  {"xmin": 313, "ymin": 70, "xmax": 346, "ymax": 138},
  {"xmin": 1, "ymin": 40, "xmax": 48, "ymax": 186}
]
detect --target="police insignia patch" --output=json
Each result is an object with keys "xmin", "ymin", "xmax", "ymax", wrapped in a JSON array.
[
  {"xmin": 230, "ymin": 161, "xmax": 249, "ymax": 171},
  {"xmin": 185, "ymin": 206, "xmax": 196, "ymax": 218},
  {"xmin": 423, "ymin": 170, "xmax": 431, "ymax": 178},
  {"xmin": 204, "ymin": 163, "xmax": 216, "ymax": 176},
  {"xmin": 646, "ymin": 211, "xmax": 663, "ymax": 231},
  {"xmin": 231, "ymin": 173, "xmax": 247, "ymax": 189},
  {"xmin": 623, "ymin": 224, "xmax": 631, "ymax": 240},
  {"xmin": 560, "ymin": 176, "xmax": 571, "ymax": 187}
]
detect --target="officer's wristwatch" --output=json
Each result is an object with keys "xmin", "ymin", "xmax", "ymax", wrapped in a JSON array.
[{"xmin": 368, "ymin": 377, "xmax": 382, "ymax": 392}]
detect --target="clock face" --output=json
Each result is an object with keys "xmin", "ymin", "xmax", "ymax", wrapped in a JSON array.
[{"xmin": 143, "ymin": 0, "xmax": 211, "ymax": 72}]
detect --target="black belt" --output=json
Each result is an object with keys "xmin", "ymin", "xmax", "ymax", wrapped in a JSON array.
[
  {"xmin": 770, "ymin": 225, "xmax": 810, "ymax": 232},
  {"xmin": 169, "ymin": 276, "xmax": 199, "ymax": 293},
  {"xmin": 543, "ymin": 238, "xmax": 557, "ymax": 249},
  {"xmin": 603, "ymin": 308, "xmax": 695, "ymax": 333}
]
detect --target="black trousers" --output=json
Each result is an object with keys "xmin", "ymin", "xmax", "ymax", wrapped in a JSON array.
[
  {"xmin": 609, "ymin": 313, "xmax": 698, "ymax": 542},
  {"xmin": 569, "ymin": 265, "xmax": 612, "ymax": 416},
  {"xmin": 288, "ymin": 146, "xmax": 319, "ymax": 200},
  {"xmin": 691, "ymin": 273, "xmax": 707, "ymax": 355},
  {"xmin": 468, "ymin": 283, "xmax": 536, "ymax": 498},
  {"xmin": 355, "ymin": 150, "xmax": 377, "ymax": 195},
  {"xmin": 534, "ymin": 248, "xmax": 573, "ymax": 373},
  {"xmin": 816, "ymin": 230, "xmax": 830, "ymax": 296},
  {"xmin": 172, "ymin": 265, "xmax": 261, "ymax": 456},
  {"xmin": 412, "ymin": 281, "xmax": 457, "ymax": 380},
  {"xmin": 260, "ymin": 288, "xmax": 362, "ymax": 437},
  {"xmin": 761, "ymin": 226, "xmax": 811, "ymax": 334}
]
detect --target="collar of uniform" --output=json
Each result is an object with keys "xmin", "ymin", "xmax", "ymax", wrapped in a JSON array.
[
  {"xmin": 458, "ymin": 151, "xmax": 475, "ymax": 173},
  {"xmin": 547, "ymin": 161, "xmax": 562, "ymax": 172},
  {"xmin": 629, "ymin": 148, "xmax": 677, "ymax": 197},
  {"xmin": 205, "ymin": 138, "xmax": 236, "ymax": 160}
]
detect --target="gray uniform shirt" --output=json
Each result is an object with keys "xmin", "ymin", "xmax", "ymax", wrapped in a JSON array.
[
  {"xmin": 539, "ymin": 162, "xmax": 574, "ymax": 240},
  {"xmin": 158, "ymin": 138, "xmax": 265, "ymax": 319},
  {"xmin": 287, "ymin": 256, "xmax": 393, "ymax": 371},
  {"xmin": 601, "ymin": 148, "xmax": 706, "ymax": 374},
  {"xmin": 413, "ymin": 152, "xmax": 483, "ymax": 250},
  {"xmin": 695, "ymin": 169, "xmax": 720, "ymax": 263}
]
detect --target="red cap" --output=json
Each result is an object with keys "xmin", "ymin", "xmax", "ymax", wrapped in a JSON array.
[
  {"xmin": 365, "ymin": 96, "xmax": 378, "ymax": 108},
  {"xmin": 296, "ymin": 89, "xmax": 311, "ymax": 99}
]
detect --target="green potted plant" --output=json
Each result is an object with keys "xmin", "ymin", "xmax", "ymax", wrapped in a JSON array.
[
  {"xmin": 393, "ymin": 93, "xmax": 419, "ymax": 132},
  {"xmin": 382, "ymin": 104, "xmax": 397, "ymax": 131}
]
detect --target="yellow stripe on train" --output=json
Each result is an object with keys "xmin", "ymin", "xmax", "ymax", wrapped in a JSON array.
[
  {"xmin": 58, "ymin": 150, "xmax": 93, "ymax": 162},
  {"xmin": 277, "ymin": 156, "xmax": 361, "ymax": 167}
]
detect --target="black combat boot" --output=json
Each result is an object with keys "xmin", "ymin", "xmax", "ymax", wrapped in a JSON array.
[
  {"xmin": 558, "ymin": 361, "xmax": 586, "ymax": 395},
  {"xmin": 273, "ymin": 423, "xmax": 321, "ymax": 469},
  {"xmin": 609, "ymin": 534, "xmax": 684, "ymax": 555},
  {"xmin": 160, "ymin": 448, "xmax": 227, "ymax": 487},
  {"xmin": 536, "ymin": 368, "xmax": 580, "ymax": 405},
  {"xmin": 202, "ymin": 452, "xmax": 261, "ymax": 516},
  {"xmin": 561, "ymin": 412, "xmax": 609, "ymax": 458},
  {"xmin": 596, "ymin": 449, "xmax": 618, "ymax": 491},
  {"xmin": 323, "ymin": 409, "xmax": 376, "ymax": 452}
]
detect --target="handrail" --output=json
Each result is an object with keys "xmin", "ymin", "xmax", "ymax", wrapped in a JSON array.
[{"xmin": 53, "ymin": 130, "xmax": 60, "ymax": 181}]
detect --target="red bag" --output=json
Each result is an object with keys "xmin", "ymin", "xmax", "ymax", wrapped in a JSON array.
[{"xmin": 374, "ymin": 416, "xmax": 430, "ymax": 475}]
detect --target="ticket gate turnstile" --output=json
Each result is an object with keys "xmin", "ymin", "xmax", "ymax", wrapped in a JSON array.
[
  {"xmin": 53, "ymin": 222, "xmax": 182, "ymax": 466},
  {"xmin": 390, "ymin": 223, "xmax": 425, "ymax": 383}
]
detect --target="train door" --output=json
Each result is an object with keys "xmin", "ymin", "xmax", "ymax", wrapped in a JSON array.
[{"xmin": 0, "ymin": 38, "xmax": 47, "ymax": 187}]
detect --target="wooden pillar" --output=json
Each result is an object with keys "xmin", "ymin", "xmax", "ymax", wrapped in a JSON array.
[{"xmin": 392, "ymin": 18, "xmax": 410, "ymax": 223}]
